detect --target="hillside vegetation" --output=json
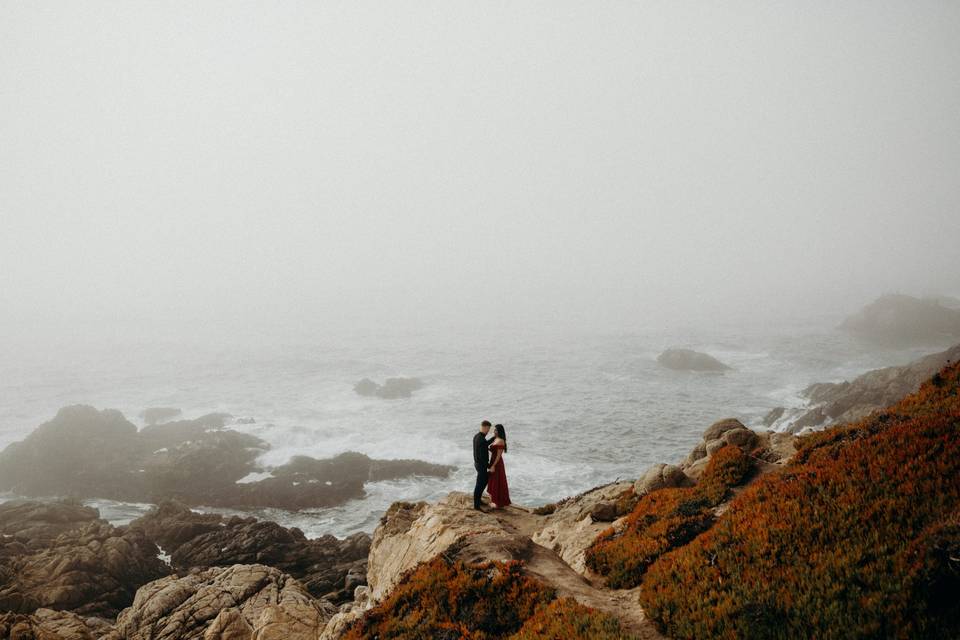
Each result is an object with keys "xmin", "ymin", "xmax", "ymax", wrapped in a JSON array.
[
  {"xmin": 343, "ymin": 557, "xmax": 636, "ymax": 640},
  {"xmin": 639, "ymin": 361, "xmax": 960, "ymax": 639}
]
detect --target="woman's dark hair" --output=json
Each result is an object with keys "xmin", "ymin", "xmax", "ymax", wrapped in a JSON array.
[{"xmin": 494, "ymin": 424, "xmax": 507, "ymax": 452}]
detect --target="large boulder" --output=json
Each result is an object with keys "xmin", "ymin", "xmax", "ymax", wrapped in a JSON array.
[
  {"xmin": 0, "ymin": 407, "xmax": 453, "ymax": 511},
  {"xmin": 682, "ymin": 419, "xmax": 761, "ymax": 480},
  {"xmin": 352, "ymin": 377, "xmax": 423, "ymax": 399},
  {"xmin": 0, "ymin": 518, "xmax": 169, "ymax": 617},
  {"xmin": 0, "ymin": 609, "xmax": 115, "ymax": 639},
  {"xmin": 840, "ymin": 294, "xmax": 960, "ymax": 345},
  {"xmin": 657, "ymin": 348, "xmax": 731, "ymax": 372},
  {"xmin": 109, "ymin": 564, "xmax": 337, "ymax": 640},
  {"xmin": 635, "ymin": 463, "xmax": 692, "ymax": 496},
  {"xmin": 130, "ymin": 501, "xmax": 370, "ymax": 603}
]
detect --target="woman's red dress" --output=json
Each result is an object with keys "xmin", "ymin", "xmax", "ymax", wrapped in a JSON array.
[{"xmin": 486, "ymin": 442, "xmax": 511, "ymax": 508}]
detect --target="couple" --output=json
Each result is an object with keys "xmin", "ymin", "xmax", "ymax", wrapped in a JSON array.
[{"xmin": 472, "ymin": 420, "xmax": 511, "ymax": 511}]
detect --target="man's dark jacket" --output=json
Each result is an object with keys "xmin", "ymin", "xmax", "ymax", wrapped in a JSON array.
[{"xmin": 473, "ymin": 432, "xmax": 490, "ymax": 472}]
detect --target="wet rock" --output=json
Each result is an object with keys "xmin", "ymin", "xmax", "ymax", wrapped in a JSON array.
[
  {"xmin": 140, "ymin": 407, "xmax": 182, "ymax": 426},
  {"xmin": 110, "ymin": 564, "xmax": 336, "ymax": 640},
  {"xmin": 761, "ymin": 406, "xmax": 785, "ymax": 428},
  {"xmin": 129, "ymin": 501, "xmax": 370, "ymax": 602},
  {"xmin": 353, "ymin": 377, "xmax": 424, "ymax": 399},
  {"xmin": 782, "ymin": 343, "xmax": 960, "ymax": 433},
  {"xmin": 657, "ymin": 348, "xmax": 731, "ymax": 372},
  {"xmin": 0, "ymin": 408, "xmax": 455, "ymax": 512}
]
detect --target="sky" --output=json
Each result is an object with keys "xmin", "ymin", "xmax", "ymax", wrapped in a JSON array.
[{"xmin": 2, "ymin": 1, "xmax": 959, "ymax": 344}]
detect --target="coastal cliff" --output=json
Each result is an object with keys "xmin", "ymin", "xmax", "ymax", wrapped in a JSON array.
[{"xmin": 1, "ymin": 354, "xmax": 958, "ymax": 638}]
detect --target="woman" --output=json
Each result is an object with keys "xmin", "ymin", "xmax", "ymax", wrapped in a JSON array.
[{"xmin": 486, "ymin": 424, "xmax": 511, "ymax": 508}]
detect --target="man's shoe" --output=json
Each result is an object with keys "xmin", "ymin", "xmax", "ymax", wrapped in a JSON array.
[{"xmin": 473, "ymin": 505, "xmax": 487, "ymax": 512}]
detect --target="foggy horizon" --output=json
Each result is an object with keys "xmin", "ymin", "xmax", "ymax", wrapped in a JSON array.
[{"xmin": 3, "ymin": 2, "xmax": 960, "ymax": 346}]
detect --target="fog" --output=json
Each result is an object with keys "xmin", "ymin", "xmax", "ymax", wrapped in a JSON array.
[{"xmin": 2, "ymin": 1, "xmax": 959, "ymax": 347}]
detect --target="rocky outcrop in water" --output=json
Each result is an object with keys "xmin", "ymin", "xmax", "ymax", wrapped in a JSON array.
[
  {"xmin": 0, "ymin": 406, "xmax": 454, "ymax": 511},
  {"xmin": 840, "ymin": 294, "xmax": 960, "ymax": 345},
  {"xmin": 130, "ymin": 501, "xmax": 370, "ymax": 604},
  {"xmin": 139, "ymin": 407, "xmax": 182, "ymax": 426},
  {"xmin": 0, "ymin": 507, "xmax": 168, "ymax": 618},
  {"xmin": 656, "ymin": 348, "xmax": 731, "ymax": 372},
  {"xmin": 765, "ymin": 343, "xmax": 960, "ymax": 433},
  {"xmin": 353, "ymin": 377, "xmax": 423, "ymax": 399},
  {"xmin": 105, "ymin": 564, "xmax": 337, "ymax": 640}
]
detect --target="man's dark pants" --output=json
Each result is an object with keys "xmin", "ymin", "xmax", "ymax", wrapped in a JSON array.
[{"xmin": 474, "ymin": 468, "xmax": 488, "ymax": 508}]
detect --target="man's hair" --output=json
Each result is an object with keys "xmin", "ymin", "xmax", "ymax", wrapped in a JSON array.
[{"xmin": 481, "ymin": 420, "xmax": 492, "ymax": 427}]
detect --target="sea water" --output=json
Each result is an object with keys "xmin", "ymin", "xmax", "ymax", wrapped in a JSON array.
[{"xmin": 0, "ymin": 315, "xmax": 944, "ymax": 538}]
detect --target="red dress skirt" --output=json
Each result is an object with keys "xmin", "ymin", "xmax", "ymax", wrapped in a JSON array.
[{"xmin": 486, "ymin": 443, "xmax": 511, "ymax": 508}]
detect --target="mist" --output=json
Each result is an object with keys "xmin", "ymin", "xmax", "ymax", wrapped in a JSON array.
[{"xmin": 2, "ymin": 1, "xmax": 959, "ymax": 348}]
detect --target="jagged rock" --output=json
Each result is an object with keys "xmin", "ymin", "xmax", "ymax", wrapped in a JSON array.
[
  {"xmin": 657, "ymin": 348, "xmax": 731, "ymax": 372},
  {"xmin": 0, "ymin": 500, "xmax": 100, "ymax": 553},
  {"xmin": 0, "ymin": 517, "xmax": 169, "ymax": 617},
  {"xmin": 781, "ymin": 343, "xmax": 960, "ymax": 433},
  {"xmin": 840, "ymin": 294, "xmax": 960, "ymax": 345},
  {"xmin": 0, "ymin": 407, "xmax": 453, "ymax": 512},
  {"xmin": 130, "ymin": 501, "xmax": 370, "ymax": 603},
  {"xmin": 0, "ymin": 609, "xmax": 114, "ymax": 639},
  {"xmin": 352, "ymin": 377, "xmax": 423, "ymax": 399},
  {"xmin": 635, "ymin": 463, "xmax": 692, "ymax": 496},
  {"xmin": 761, "ymin": 406, "xmax": 785, "ymax": 428},
  {"xmin": 319, "ymin": 586, "xmax": 372, "ymax": 640},
  {"xmin": 530, "ymin": 482, "xmax": 634, "ymax": 576},
  {"xmin": 140, "ymin": 408, "xmax": 182, "ymax": 426},
  {"xmin": 109, "ymin": 564, "xmax": 336, "ymax": 640}
]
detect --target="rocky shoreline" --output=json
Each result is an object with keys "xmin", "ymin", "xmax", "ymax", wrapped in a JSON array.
[
  {"xmin": 0, "ymin": 406, "xmax": 453, "ymax": 511},
  {"xmin": 1, "ymin": 344, "xmax": 957, "ymax": 638}
]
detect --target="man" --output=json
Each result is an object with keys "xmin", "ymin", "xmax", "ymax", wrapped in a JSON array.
[{"xmin": 473, "ymin": 420, "xmax": 492, "ymax": 510}]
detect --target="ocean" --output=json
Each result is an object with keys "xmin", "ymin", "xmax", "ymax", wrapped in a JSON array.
[{"xmin": 0, "ymin": 314, "xmax": 945, "ymax": 538}]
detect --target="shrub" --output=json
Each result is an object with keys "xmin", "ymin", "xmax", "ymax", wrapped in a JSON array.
[
  {"xmin": 511, "ymin": 598, "xmax": 634, "ymax": 639},
  {"xmin": 640, "ymin": 361, "xmax": 960, "ymax": 639},
  {"xmin": 586, "ymin": 445, "xmax": 753, "ymax": 588},
  {"xmin": 345, "ymin": 557, "xmax": 635, "ymax": 639}
]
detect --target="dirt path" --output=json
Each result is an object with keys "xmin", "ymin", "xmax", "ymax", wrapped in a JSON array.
[{"xmin": 490, "ymin": 505, "xmax": 666, "ymax": 640}]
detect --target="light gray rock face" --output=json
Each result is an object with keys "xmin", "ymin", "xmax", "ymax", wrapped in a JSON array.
[
  {"xmin": 110, "ymin": 564, "xmax": 336, "ymax": 640},
  {"xmin": 771, "ymin": 343, "xmax": 960, "ymax": 433},
  {"xmin": 635, "ymin": 463, "xmax": 692, "ymax": 496},
  {"xmin": 657, "ymin": 348, "xmax": 731, "ymax": 372},
  {"xmin": 840, "ymin": 294, "xmax": 960, "ymax": 345}
]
